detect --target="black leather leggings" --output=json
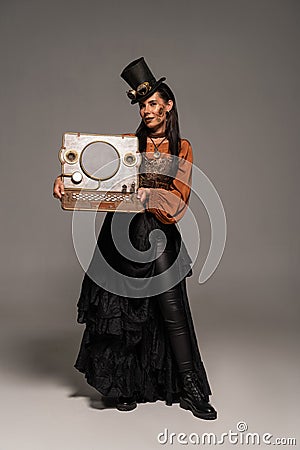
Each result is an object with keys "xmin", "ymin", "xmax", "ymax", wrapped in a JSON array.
[{"xmin": 154, "ymin": 236, "xmax": 194, "ymax": 374}]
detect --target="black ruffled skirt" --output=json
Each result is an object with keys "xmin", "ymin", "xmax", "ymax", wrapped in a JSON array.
[{"xmin": 74, "ymin": 211, "xmax": 212, "ymax": 405}]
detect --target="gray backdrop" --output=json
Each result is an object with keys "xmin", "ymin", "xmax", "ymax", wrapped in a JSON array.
[{"xmin": 0, "ymin": 0, "xmax": 299, "ymax": 449}]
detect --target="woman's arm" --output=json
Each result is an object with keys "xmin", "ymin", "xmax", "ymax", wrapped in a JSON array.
[{"xmin": 145, "ymin": 139, "xmax": 193, "ymax": 224}]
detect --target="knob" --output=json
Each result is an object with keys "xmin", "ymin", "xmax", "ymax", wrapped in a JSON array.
[{"xmin": 71, "ymin": 171, "xmax": 83, "ymax": 184}]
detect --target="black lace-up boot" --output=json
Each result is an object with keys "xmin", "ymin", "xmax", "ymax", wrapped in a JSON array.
[{"xmin": 180, "ymin": 371, "xmax": 217, "ymax": 420}]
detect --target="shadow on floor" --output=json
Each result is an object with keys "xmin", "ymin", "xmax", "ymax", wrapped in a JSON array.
[{"xmin": 0, "ymin": 325, "xmax": 120, "ymax": 410}]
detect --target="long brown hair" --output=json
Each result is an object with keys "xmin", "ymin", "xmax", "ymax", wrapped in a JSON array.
[{"xmin": 135, "ymin": 83, "xmax": 181, "ymax": 158}]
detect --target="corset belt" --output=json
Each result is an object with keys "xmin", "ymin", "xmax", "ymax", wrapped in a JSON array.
[{"xmin": 139, "ymin": 179, "xmax": 172, "ymax": 190}]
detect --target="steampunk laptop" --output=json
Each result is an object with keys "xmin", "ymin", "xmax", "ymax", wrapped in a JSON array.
[{"xmin": 59, "ymin": 132, "xmax": 144, "ymax": 212}]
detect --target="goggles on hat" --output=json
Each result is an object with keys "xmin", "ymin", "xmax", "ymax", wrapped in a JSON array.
[{"xmin": 126, "ymin": 82, "xmax": 152, "ymax": 101}]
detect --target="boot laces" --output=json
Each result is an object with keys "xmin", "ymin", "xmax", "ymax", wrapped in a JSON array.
[{"xmin": 183, "ymin": 371, "xmax": 204, "ymax": 401}]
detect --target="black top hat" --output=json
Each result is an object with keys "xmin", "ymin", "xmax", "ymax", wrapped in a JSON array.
[{"xmin": 120, "ymin": 57, "xmax": 166, "ymax": 104}]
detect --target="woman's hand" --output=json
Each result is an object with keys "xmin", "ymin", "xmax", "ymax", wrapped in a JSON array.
[
  {"xmin": 137, "ymin": 187, "xmax": 150, "ymax": 204},
  {"xmin": 53, "ymin": 175, "xmax": 65, "ymax": 200}
]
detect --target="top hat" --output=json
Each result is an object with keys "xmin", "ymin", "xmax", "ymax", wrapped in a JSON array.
[{"xmin": 120, "ymin": 57, "xmax": 166, "ymax": 104}]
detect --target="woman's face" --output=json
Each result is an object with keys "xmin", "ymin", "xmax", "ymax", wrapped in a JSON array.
[{"xmin": 139, "ymin": 92, "xmax": 173, "ymax": 134}]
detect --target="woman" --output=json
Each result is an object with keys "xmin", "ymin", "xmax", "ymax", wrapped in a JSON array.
[{"xmin": 53, "ymin": 57, "xmax": 217, "ymax": 420}]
